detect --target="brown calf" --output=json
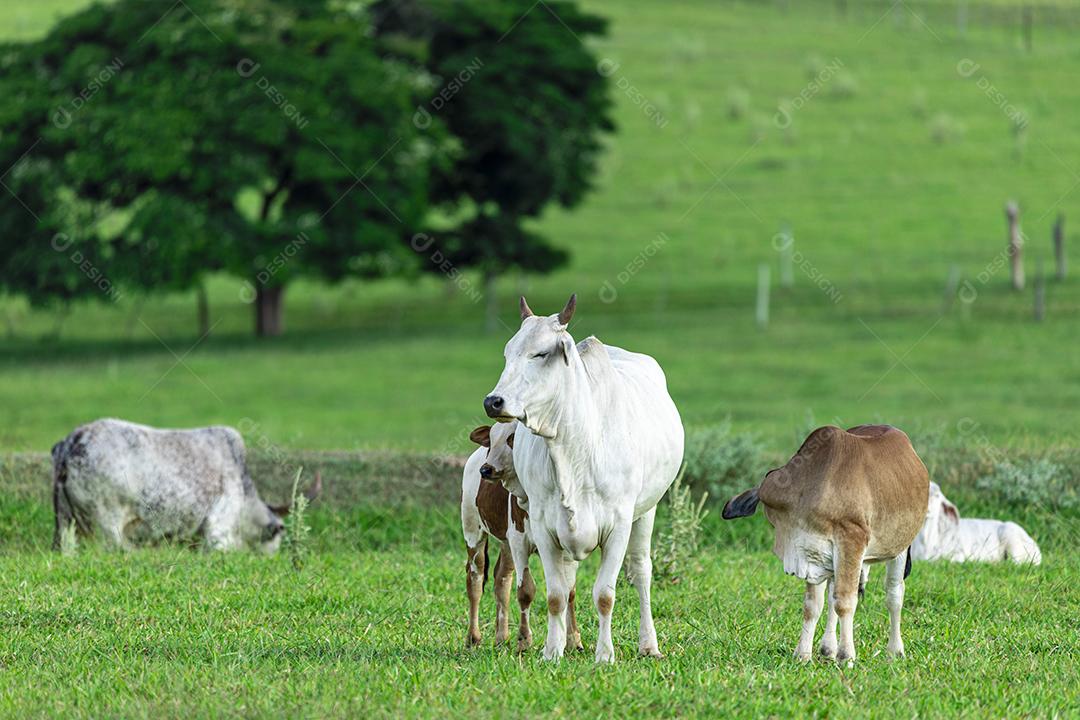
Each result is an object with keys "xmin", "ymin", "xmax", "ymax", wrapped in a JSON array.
[
  {"xmin": 723, "ymin": 424, "xmax": 929, "ymax": 664},
  {"xmin": 462, "ymin": 423, "xmax": 582, "ymax": 652}
]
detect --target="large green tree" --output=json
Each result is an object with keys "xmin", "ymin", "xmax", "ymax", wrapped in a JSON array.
[
  {"xmin": 372, "ymin": 0, "xmax": 614, "ymax": 328},
  {"xmin": 0, "ymin": 0, "xmax": 439, "ymax": 336}
]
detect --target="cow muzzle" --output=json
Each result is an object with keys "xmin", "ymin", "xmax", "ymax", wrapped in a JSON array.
[{"xmin": 484, "ymin": 395, "xmax": 509, "ymax": 420}]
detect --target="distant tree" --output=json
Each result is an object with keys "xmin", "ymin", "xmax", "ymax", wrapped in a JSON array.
[
  {"xmin": 0, "ymin": 0, "xmax": 439, "ymax": 336},
  {"xmin": 372, "ymin": 0, "xmax": 614, "ymax": 329}
]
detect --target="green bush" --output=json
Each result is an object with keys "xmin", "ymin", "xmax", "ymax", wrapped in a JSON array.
[
  {"xmin": 976, "ymin": 459, "xmax": 1077, "ymax": 511},
  {"xmin": 682, "ymin": 421, "xmax": 764, "ymax": 503}
]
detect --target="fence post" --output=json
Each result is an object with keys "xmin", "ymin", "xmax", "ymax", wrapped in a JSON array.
[
  {"xmin": 1054, "ymin": 213, "xmax": 1066, "ymax": 280},
  {"xmin": 756, "ymin": 264, "xmax": 770, "ymax": 329},
  {"xmin": 779, "ymin": 224, "xmax": 794, "ymax": 289},
  {"xmin": 942, "ymin": 264, "xmax": 960, "ymax": 314},
  {"xmin": 1034, "ymin": 260, "xmax": 1045, "ymax": 321},
  {"xmin": 1006, "ymin": 200, "xmax": 1024, "ymax": 290},
  {"xmin": 1022, "ymin": 5, "xmax": 1033, "ymax": 52}
]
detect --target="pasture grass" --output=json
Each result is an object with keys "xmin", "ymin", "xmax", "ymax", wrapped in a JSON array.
[
  {"xmin": 0, "ymin": 454, "xmax": 1077, "ymax": 718},
  {"xmin": 2, "ymin": 0, "xmax": 1080, "ymax": 453}
]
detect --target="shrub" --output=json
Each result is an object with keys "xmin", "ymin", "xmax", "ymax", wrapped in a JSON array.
[
  {"xmin": 682, "ymin": 420, "xmax": 764, "ymax": 503},
  {"xmin": 976, "ymin": 459, "xmax": 1077, "ymax": 511},
  {"xmin": 653, "ymin": 466, "xmax": 709, "ymax": 580},
  {"xmin": 929, "ymin": 112, "xmax": 963, "ymax": 144},
  {"xmin": 727, "ymin": 86, "xmax": 750, "ymax": 120},
  {"xmin": 282, "ymin": 468, "xmax": 312, "ymax": 571}
]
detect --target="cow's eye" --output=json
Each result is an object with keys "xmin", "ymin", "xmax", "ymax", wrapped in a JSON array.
[{"xmin": 531, "ymin": 351, "xmax": 549, "ymax": 360}]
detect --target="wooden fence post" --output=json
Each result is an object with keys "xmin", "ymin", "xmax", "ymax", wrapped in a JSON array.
[
  {"xmin": 779, "ymin": 225, "xmax": 794, "ymax": 289},
  {"xmin": 942, "ymin": 264, "xmax": 960, "ymax": 314},
  {"xmin": 1034, "ymin": 260, "xmax": 1045, "ymax": 321},
  {"xmin": 756, "ymin": 264, "xmax": 770, "ymax": 329},
  {"xmin": 1022, "ymin": 5, "xmax": 1033, "ymax": 52},
  {"xmin": 1006, "ymin": 200, "xmax": 1024, "ymax": 290},
  {"xmin": 1054, "ymin": 213, "xmax": 1066, "ymax": 280}
]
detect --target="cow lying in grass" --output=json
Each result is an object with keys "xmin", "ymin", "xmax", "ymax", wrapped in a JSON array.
[
  {"xmin": 912, "ymin": 482, "xmax": 1041, "ymax": 564},
  {"xmin": 51, "ymin": 418, "xmax": 319, "ymax": 552},
  {"xmin": 461, "ymin": 421, "xmax": 582, "ymax": 652},
  {"xmin": 723, "ymin": 424, "xmax": 929, "ymax": 664}
]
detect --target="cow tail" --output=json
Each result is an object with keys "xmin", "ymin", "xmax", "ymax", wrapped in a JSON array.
[
  {"xmin": 482, "ymin": 538, "xmax": 490, "ymax": 592},
  {"xmin": 722, "ymin": 487, "xmax": 760, "ymax": 520},
  {"xmin": 51, "ymin": 439, "xmax": 72, "ymax": 551},
  {"xmin": 904, "ymin": 545, "xmax": 913, "ymax": 579}
]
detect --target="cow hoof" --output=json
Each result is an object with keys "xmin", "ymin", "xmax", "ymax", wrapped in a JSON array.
[
  {"xmin": 595, "ymin": 645, "xmax": 616, "ymax": 664},
  {"xmin": 494, "ymin": 632, "xmax": 510, "ymax": 645},
  {"xmin": 818, "ymin": 643, "xmax": 837, "ymax": 659},
  {"xmin": 887, "ymin": 646, "xmax": 905, "ymax": 660},
  {"xmin": 794, "ymin": 649, "xmax": 812, "ymax": 663},
  {"xmin": 836, "ymin": 649, "xmax": 856, "ymax": 667},
  {"xmin": 639, "ymin": 646, "xmax": 663, "ymax": 659},
  {"xmin": 517, "ymin": 635, "xmax": 533, "ymax": 653},
  {"xmin": 466, "ymin": 633, "xmax": 483, "ymax": 648},
  {"xmin": 542, "ymin": 644, "xmax": 564, "ymax": 662},
  {"xmin": 570, "ymin": 635, "xmax": 585, "ymax": 652}
]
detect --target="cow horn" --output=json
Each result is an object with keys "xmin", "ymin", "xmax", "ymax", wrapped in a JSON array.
[
  {"xmin": 269, "ymin": 471, "xmax": 322, "ymax": 517},
  {"xmin": 520, "ymin": 296, "xmax": 534, "ymax": 320},
  {"xmin": 558, "ymin": 293, "xmax": 577, "ymax": 326}
]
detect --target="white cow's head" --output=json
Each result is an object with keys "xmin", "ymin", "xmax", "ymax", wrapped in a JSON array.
[
  {"xmin": 920, "ymin": 481, "xmax": 960, "ymax": 550},
  {"xmin": 484, "ymin": 294, "xmax": 577, "ymax": 438},
  {"xmin": 256, "ymin": 472, "xmax": 323, "ymax": 554}
]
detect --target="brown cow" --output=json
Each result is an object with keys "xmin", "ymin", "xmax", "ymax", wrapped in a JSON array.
[
  {"xmin": 723, "ymin": 424, "xmax": 929, "ymax": 664},
  {"xmin": 461, "ymin": 421, "xmax": 582, "ymax": 652}
]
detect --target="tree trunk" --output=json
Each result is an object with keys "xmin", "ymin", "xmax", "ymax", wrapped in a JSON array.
[
  {"xmin": 484, "ymin": 271, "xmax": 498, "ymax": 334},
  {"xmin": 1054, "ymin": 213, "xmax": 1066, "ymax": 280},
  {"xmin": 197, "ymin": 283, "xmax": 210, "ymax": 337},
  {"xmin": 255, "ymin": 285, "xmax": 285, "ymax": 337},
  {"xmin": 1006, "ymin": 201, "xmax": 1024, "ymax": 291}
]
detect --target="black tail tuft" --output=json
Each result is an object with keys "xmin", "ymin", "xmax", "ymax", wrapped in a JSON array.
[
  {"xmin": 482, "ymin": 539, "xmax": 490, "ymax": 592},
  {"xmin": 904, "ymin": 546, "xmax": 912, "ymax": 579},
  {"xmin": 722, "ymin": 488, "xmax": 760, "ymax": 520}
]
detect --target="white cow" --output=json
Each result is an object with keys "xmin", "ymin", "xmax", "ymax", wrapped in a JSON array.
[
  {"xmin": 484, "ymin": 294, "xmax": 684, "ymax": 663},
  {"xmin": 912, "ymin": 482, "xmax": 1041, "ymax": 564}
]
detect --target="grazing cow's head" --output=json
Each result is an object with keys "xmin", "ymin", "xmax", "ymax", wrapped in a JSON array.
[
  {"xmin": 484, "ymin": 294, "xmax": 576, "ymax": 438},
  {"xmin": 470, "ymin": 421, "xmax": 518, "ymax": 484},
  {"xmin": 921, "ymin": 481, "xmax": 960, "ymax": 548},
  {"xmin": 251, "ymin": 472, "xmax": 323, "ymax": 554}
]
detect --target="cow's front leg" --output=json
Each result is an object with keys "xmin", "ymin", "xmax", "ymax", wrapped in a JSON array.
[
  {"xmin": 593, "ymin": 521, "xmax": 632, "ymax": 664},
  {"xmin": 818, "ymin": 579, "xmax": 838, "ymax": 659},
  {"xmin": 492, "ymin": 546, "xmax": 514, "ymax": 645},
  {"xmin": 534, "ymin": 532, "xmax": 576, "ymax": 662},
  {"xmin": 625, "ymin": 507, "xmax": 662, "ymax": 658}
]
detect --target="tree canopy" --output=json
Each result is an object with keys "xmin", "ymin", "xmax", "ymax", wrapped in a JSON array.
[{"xmin": 0, "ymin": 0, "xmax": 612, "ymax": 335}]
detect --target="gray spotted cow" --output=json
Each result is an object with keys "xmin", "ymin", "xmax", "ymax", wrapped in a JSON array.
[{"xmin": 51, "ymin": 418, "xmax": 319, "ymax": 552}]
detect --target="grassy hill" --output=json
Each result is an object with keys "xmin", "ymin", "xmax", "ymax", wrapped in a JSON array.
[{"xmin": 2, "ymin": 0, "xmax": 1080, "ymax": 453}]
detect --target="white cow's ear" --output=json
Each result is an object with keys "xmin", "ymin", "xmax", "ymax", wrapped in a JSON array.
[
  {"xmin": 942, "ymin": 501, "xmax": 959, "ymax": 523},
  {"xmin": 558, "ymin": 334, "xmax": 573, "ymax": 366}
]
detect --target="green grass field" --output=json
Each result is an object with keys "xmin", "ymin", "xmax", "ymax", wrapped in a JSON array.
[
  {"xmin": 3, "ymin": 0, "xmax": 1080, "ymax": 453},
  {"xmin": 1, "ymin": 1, "xmax": 1079, "ymax": 717},
  {"xmin": 0, "ymin": 458, "xmax": 1075, "ymax": 718}
]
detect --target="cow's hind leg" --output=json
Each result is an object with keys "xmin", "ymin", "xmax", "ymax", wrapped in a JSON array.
[
  {"xmin": 795, "ymin": 581, "xmax": 826, "ymax": 661},
  {"xmin": 625, "ymin": 507, "xmax": 662, "ymax": 658},
  {"xmin": 885, "ymin": 550, "xmax": 908, "ymax": 659},
  {"xmin": 465, "ymin": 538, "xmax": 488, "ymax": 647},
  {"xmin": 832, "ymin": 529, "xmax": 868, "ymax": 665},
  {"xmin": 818, "ymin": 579, "xmax": 838, "ymax": 659},
  {"xmin": 565, "ymin": 587, "xmax": 584, "ymax": 651},
  {"xmin": 506, "ymin": 527, "xmax": 535, "ymax": 652},
  {"xmin": 493, "ymin": 546, "xmax": 514, "ymax": 645}
]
